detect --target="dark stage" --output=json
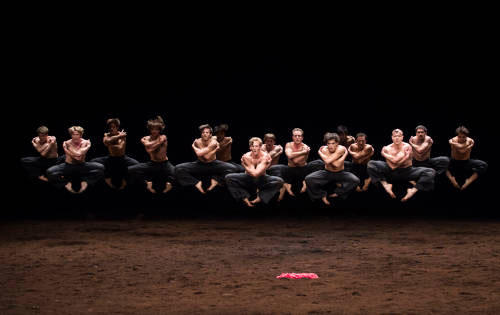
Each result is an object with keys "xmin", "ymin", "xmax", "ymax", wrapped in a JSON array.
[{"xmin": 5, "ymin": 20, "xmax": 498, "ymax": 314}]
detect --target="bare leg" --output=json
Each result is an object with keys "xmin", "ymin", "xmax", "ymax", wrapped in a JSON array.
[
  {"xmin": 328, "ymin": 193, "xmax": 338, "ymax": 198},
  {"xmin": 446, "ymin": 170, "xmax": 461, "ymax": 189},
  {"xmin": 207, "ymin": 178, "xmax": 218, "ymax": 192},
  {"xmin": 362, "ymin": 178, "xmax": 371, "ymax": 191},
  {"xmin": 38, "ymin": 175, "xmax": 48, "ymax": 182},
  {"xmin": 195, "ymin": 181, "xmax": 206, "ymax": 194},
  {"xmin": 277, "ymin": 186, "xmax": 286, "ymax": 201},
  {"xmin": 119, "ymin": 179, "xmax": 127, "ymax": 190},
  {"xmin": 243, "ymin": 198, "xmax": 255, "ymax": 208},
  {"xmin": 78, "ymin": 181, "xmax": 88, "ymax": 194},
  {"xmin": 300, "ymin": 180, "xmax": 307, "ymax": 194},
  {"xmin": 461, "ymin": 172, "xmax": 478, "ymax": 190},
  {"xmin": 65, "ymin": 182, "xmax": 77, "ymax": 194},
  {"xmin": 401, "ymin": 187, "xmax": 418, "ymax": 202},
  {"xmin": 321, "ymin": 195, "xmax": 331, "ymax": 206},
  {"xmin": 381, "ymin": 181, "xmax": 396, "ymax": 199},
  {"xmin": 146, "ymin": 181, "xmax": 157, "ymax": 194},
  {"xmin": 284, "ymin": 183, "xmax": 295, "ymax": 196},
  {"xmin": 356, "ymin": 186, "xmax": 362, "ymax": 192},
  {"xmin": 104, "ymin": 178, "xmax": 115, "ymax": 189},
  {"xmin": 250, "ymin": 195, "xmax": 262, "ymax": 205},
  {"xmin": 162, "ymin": 182, "xmax": 173, "ymax": 193}
]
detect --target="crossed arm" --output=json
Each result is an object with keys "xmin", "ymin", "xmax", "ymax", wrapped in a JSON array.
[
  {"xmin": 32, "ymin": 137, "xmax": 56, "ymax": 157},
  {"xmin": 409, "ymin": 136, "xmax": 433, "ymax": 154},
  {"xmin": 318, "ymin": 146, "xmax": 348, "ymax": 168},
  {"xmin": 267, "ymin": 145, "xmax": 283, "ymax": 159},
  {"xmin": 242, "ymin": 154, "xmax": 271, "ymax": 177},
  {"xmin": 348, "ymin": 144, "xmax": 374, "ymax": 161},
  {"xmin": 285, "ymin": 143, "xmax": 310, "ymax": 159},
  {"xmin": 382, "ymin": 145, "xmax": 411, "ymax": 166},
  {"xmin": 192, "ymin": 139, "xmax": 219, "ymax": 158},
  {"xmin": 142, "ymin": 135, "xmax": 166, "ymax": 153},
  {"xmin": 64, "ymin": 140, "xmax": 91, "ymax": 162},
  {"xmin": 449, "ymin": 138, "xmax": 474, "ymax": 153},
  {"xmin": 104, "ymin": 131, "xmax": 127, "ymax": 147}
]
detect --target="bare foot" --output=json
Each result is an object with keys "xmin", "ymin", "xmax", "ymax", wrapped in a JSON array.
[
  {"xmin": 284, "ymin": 183, "xmax": 295, "ymax": 196},
  {"xmin": 195, "ymin": 181, "xmax": 206, "ymax": 194},
  {"xmin": 119, "ymin": 179, "xmax": 127, "ymax": 190},
  {"xmin": 401, "ymin": 187, "xmax": 418, "ymax": 202},
  {"xmin": 243, "ymin": 198, "xmax": 255, "ymax": 208},
  {"xmin": 277, "ymin": 186, "xmax": 286, "ymax": 202},
  {"xmin": 250, "ymin": 195, "xmax": 261, "ymax": 205},
  {"xmin": 64, "ymin": 182, "xmax": 77, "ymax": 193},
  {"xmin": 78, "ymin": 181, "xmax": 88, "ymax": 193},
  {"xmin": 146, "ymin": 181, "xmax": 157, "ymax": 194},
  {"xmin": 381, "ymin": 182, "xmax": 396, "ymax": 199},
  {"xmin": 461, "ymin": 173, "xmax": 478, "ymax": 190},
  {"xmin": 300, "ymin": 181, "xmax": 307, "ymax": 194},
  {"xmin": 105, "ymin": 178, "xmax": 115, "ymax": 189},
  {"xmin": 163, "ymin": 182, "xmax": 173, "ymax": 193},
  {"xmin": 362, "ymin": 179, "xmax": 371, "ymax": 192},
  {"xmin": 321, "ymin": 196, "xmax": 331, "ymax": 206},
  {"xmin": 446, "ymin": 171, "xmax": 460, "ymax": 189},
  {"xmin": 328, "ymin": 193, "xmax": 338, "ymax": 198},
  {"xmin": 38, "ymin": 175, "xmax": 48, "ymax": 182},
  {"xmin": 207, "ymin": 179, "xmax": 218, "ymax": 192},
  {"xmin": 356, "ymin": 186, "xmax": 362, "ymax": 192}
]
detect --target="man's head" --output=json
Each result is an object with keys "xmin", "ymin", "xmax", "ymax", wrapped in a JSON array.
[
  {"xmin": 292, "ymin": 128, "xmax": 304, "ymax": 144},
  {"xmin": 356, "ymin": 132, "xmax": 367, "ymax": 147},
  {"xmin": 337, "ymin": 125, "xmax": 349, "ymax": 141},
  {"xmin": 263, "ymin": 133, "xmax": 276, "ymax": 147},
  {"xmin": 107, "ymin": 118, "xmax": 121, "ymax": 134},
  {"xmin": 37, "ymin": 126, "xmax": 49, "ymax": 142},
  {"xmin": 199, "ymin": 124, "xmax": 213, "ymax": 141},
  {"xmin": 391, "ymin": 129, "xmax": 404, "ymax": 145},
  {"xmin": 324, "ymin": 132, "xmax": 340, "ymax": 153},
  {"xmin": 68, "ymin": 126, "xmax": 84, "ymax": 142},
  {"xmin": 415, "ymin": 125, "xmax": 427, "ymax": 139},
  {"xmin": 456, "ymin": 126, "xmax": 469, "ymax": 143},
  {"xmin": 214, "ymin": 124, "xmax": 228, "ymax": 140},
  {"xmin": 147, "ymin": 116, "xmax": 165, "ymax": 136},
  {"xmin": 249, "ymin": 137, "xmax": 263, "ymax": 153}
]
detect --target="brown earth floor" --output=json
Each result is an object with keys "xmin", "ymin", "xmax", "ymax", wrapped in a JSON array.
[{"xmin": 1, "ymin": 218, "xmax": 500, "ymax": 314}]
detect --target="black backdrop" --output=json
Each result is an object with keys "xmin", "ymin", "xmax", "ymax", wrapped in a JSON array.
[{"xmin": 10, "ymin": 23, "xmax": 495, "ymax": 217}]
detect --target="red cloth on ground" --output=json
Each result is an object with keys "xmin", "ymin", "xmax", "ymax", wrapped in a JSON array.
[{"xmin": 276, "ymin": 273, "xmax": 319, "ymax": 279}]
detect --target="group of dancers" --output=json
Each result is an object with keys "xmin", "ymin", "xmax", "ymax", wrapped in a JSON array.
[{"xmin": 21, "ymin": 116, "xmax": 488, "ymax": 207}]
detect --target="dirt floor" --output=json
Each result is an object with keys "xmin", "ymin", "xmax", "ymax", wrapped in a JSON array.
[{"xmin": 2, "ymin": 217, "xmax": 500, "ymax": 314}]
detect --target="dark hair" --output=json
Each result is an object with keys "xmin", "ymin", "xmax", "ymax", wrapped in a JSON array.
[
  {"xmin": 263, "ymin": 133, "xmax": 276, "ymax": 141},
  {"xmin": 455, "ymin": 126, "xmax": 469, "ymax": 136},
  {"xmin": 336, "ymin": 125, "xmax": 349, "ymax": 135},
  {"xmin": 356, "ymin": 132, "xmax": 367, "ymax": 139},
  {"xmin": 147, "ymin": 116, "xmax": 165, "ymax": 131},
  {"xmin": 323, "ymin": 132, "xmax": 340, "ymax": 144},
  {"xmin": 107, "ymin": 118, "xmax": 121, "ymax": 128},
  {"xmin": 415, "ymin": 125, "xmax": 427, "ymax": 133},
  {"xmin": 199, "ymin": 124, "xmax": 213, "ymax": 133},
  {"xmin": 214, "ymin": 124, "xmax": 229, "ymax": 133},
  {"xmin": 36, "ymin": 126, "xmax": 49, "ymax": 135}
]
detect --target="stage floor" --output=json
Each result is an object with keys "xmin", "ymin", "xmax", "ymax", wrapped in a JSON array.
[{"xmin": 2, "ymin": 217, "xmax": 500, "ymax": 314}]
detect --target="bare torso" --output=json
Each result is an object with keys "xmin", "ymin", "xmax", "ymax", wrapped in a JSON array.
[
  {"xmin": 64, "ymin": 139, "xmax": 91, "ymax": 164},
  {"xmin": 195, "ymin": 138, "xmax": 218, "ymax": 163},
  {"xmin": 286, "ymin": 142, "xmax": 310, "ymax": 167},
  {"xmin": 321, "ymin": 145, "xmax": 347, "ymax": 173},
  {"xmin": 261, "ymin": 144, "xmax": 283, "ymax": 165},
  {"xmin": 33, "ymin": 136, "xmax": 58, "ymax": 159},
  {"xmin": 104, "ymin": 133, "xmax": 126, "ymax": 157},
  {"xmin": 410, "ymin": 136, "xmax": 432, "ymax": 161},
  {"xmin": 242, "ymin": 151, "xmax": 271, "ymax": 177},
  {"xmin": 450, "ymin": 137, "xmax": 474, "ymax": 160},
  {"xmin": 143, "ymin": 135, "xmax": 168, "ymax": 162},
  {"xmin": 216, "ymin": 136, "xmax": 232, "ymax": 162},
  {"xmin": 383, "ymin": 142, "xmax": 413, "ymax": 169},
  {"xmin": 349, "ymin": 143, "xmax": 374, "ymax": 165}
]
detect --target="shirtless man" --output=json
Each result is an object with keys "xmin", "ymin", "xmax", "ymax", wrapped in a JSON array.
[
  {"xmin": 337, "ymin": 125, "xmax": 355, "ymax": 171},
  {"xmin": 175, "ymin": 124, "xmax": 236, "ymax": 194},
  {"xmin": 21, "ymin": 126, "xmax": 63, "ymax": 182},
  {"xmin": 91, "ymin": 118, "xmax": 139, "ymax": 189},
  {"xmin": 225, "ymin": 137, "xmax": 284, "ymax": 207},
  {"xmin": 305, "ymin": 133, "xmax": 360, "ymax": 205},
  {"xmin": 261, "ymin": 133, "xmax": 287, "ymax": 201},
  {"xmin": 128, "ymin": 116, "xmax": 175, "ymax": 194},
  {"xmin": 348, "ymin": 133, "xmax": 374, "ymax": 192},
  {"xmin": 367, "ymin": 129, "xmax": 435, "ymax": 202},
  {"xmin": 446, "ymin": 126, "xmax": 488, "ymax": 190},
  {"xmin": 47, "ymin": 126, "xmax": 104, "ymax": 193},
  {"xmin": 282, "ymin": 128, "xmax": 324, "ymax": 197},
  {"xmin": 214, "ymin": 124, "xmax": 244, "ymax": 172},
  {"xmin": 409, "ymin": 125, "xmax": 450, "ymax": 177}
]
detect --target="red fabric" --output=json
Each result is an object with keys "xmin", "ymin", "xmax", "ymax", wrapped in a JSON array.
[{"xmin": 276, "ymin": 273, "xmax": 319, "ymax": 279}]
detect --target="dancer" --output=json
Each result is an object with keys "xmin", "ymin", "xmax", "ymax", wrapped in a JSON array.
[{"xmin": 348, "ymin": 132, "xmax": 374, "ymax": 192}]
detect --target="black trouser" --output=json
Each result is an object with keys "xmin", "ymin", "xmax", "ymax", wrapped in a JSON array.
[
  {"xmin": 351, "ymin": 162, "xmax": 370, "ymax": 183},
  {"xmin": 128, "ymin": 160, "xmax": 175, "ymax": 185},
  {"xmin": 225, "ymin": 173, "xmax": 284, "ymax": 204},
  {"xmin": 20, "ymin": 155, "xmax": 65, "ymax": 180},
  {"xmin": 281, "ymin": 159, "xmax": 325, "ymax": 185},
  {"xmin": 305, "ymin": 170, "xmax": 360, "ymax": 201},
  {"xmin": 448, "ymin": 159, "xmax": 488, "ymax": 177},
  {"xmin": 47, "ymin": 162, "xmax": 105, "ymax": 188},
  {"xmin": 267, "ymin": 164, "xmax": 288, "ymax": 178},
  {"xmin": 413, "ymin": 157, "xmax": 450, "ymax": 175},
  {"xmin": 367, "ymin": 160, "xmax": 436, "ymax": 191},
  {"xmin": 91, "ymin": 155, "xmax": 139, "ymax": 178},
  {"xmin": 175, "ymin": 160, "xmax": 236, "ymax": 187},
  {"xmin": 223, "ymin": 161, "xmax": 245, "ymax": 173}
]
